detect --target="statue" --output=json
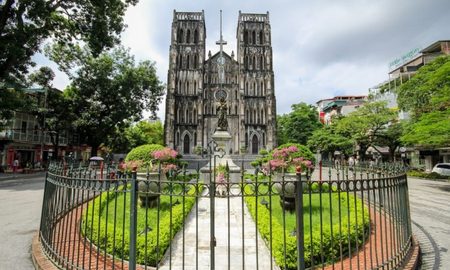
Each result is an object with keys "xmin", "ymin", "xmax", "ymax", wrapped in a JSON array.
[{"xmin": 217, "ymin": 97, "xmax": 228, "ymax": 131}]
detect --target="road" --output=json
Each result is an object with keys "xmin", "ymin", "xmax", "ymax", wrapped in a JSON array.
[
  {"xmin": 0, "ymin": 174, "xmax": 45, "ymax": 270},
  {"xmin": 0, "ymin": 173, "xmax": 448, "ymax": 269},
  {"xmin": 408, "ymin": 178, "xmax": 450, "ymax": 270}
]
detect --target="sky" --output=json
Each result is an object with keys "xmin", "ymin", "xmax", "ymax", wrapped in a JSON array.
[{"xmin": 35, "ymin": 0, "xmax": 450, "ymax": 120}]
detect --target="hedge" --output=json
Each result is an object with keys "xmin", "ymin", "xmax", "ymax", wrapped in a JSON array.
[
  {"xmin": 81, "ymin": 182, "xmax": 202, "ymax": 266},
  {"xmin": 244, "ymin": 184, "xmax": 369, "ymax": 269}
]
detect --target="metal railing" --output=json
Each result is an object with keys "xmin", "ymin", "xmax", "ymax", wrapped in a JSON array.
[{"xmin": 39, "ymin": 161, "xmax": 413, "ymax": 270}]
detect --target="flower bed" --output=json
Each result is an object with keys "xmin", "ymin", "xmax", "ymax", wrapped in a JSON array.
[
  {"xmin": 244, "ymin": 183, "xmax": 369, "ymax": 269},
  {"xmin": 81, "ymin": 181, "xmax": 202, "ymax": 266}
]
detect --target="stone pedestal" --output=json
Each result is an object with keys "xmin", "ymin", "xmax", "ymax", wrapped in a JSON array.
[{"xmin": 200, "ymin": 130, "xmax": 241, "ymax": 183}]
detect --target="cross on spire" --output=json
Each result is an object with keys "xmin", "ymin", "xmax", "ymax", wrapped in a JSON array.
[{"xmin": 216, "ymin": 10, "xmax": 227, "ymax": 56}]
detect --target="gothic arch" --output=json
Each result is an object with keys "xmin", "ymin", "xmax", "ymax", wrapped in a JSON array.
[
  {"xmin": 181, "ymin": 131, "xmax": 192, "ymax": 154},
  {"xmin": 186, "ymin": 29, "xmax": 191, "ymax": 43},
  {"xmin": 259, "ymin": 30, "xmax": 264, "ymax": 44},
  {"xmin": 250, "ymin": 132, "xmax": 260, "ymax": 154},
  {"xmin": 178, "ymin": 29, "xmax": 183, "ymax": 43},
  {"xmin": 252, "ymin": 31, "xmax": 256, "ymax": 45},
  {"xmin": 186, "ymin": 55, "xmax": 190, "ymax": 69},
  {"xmin": 194, "ymin": 29, "xmax": 198, "ymax": 44}
]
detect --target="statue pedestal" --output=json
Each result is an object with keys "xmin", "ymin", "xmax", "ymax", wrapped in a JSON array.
[{"xmin": 200, "ymin": 130, "xmax": 241, "ymax": 183}]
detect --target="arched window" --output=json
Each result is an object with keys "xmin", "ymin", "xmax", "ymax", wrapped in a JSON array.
[
  {"xmin": 178, "ymin": 29, "xmax": 183, "ymax": 43},
  {"xmin": 254, "ymin": 56, "xmax": 257, "ymax": 70},
  {"xmin": 259, "ymin": 30, "xmax": 264, "ymax": 44},
  {"xmin": 260, "ymin": 55, "xmax": 264, "ymax": 70},
  {"xmin": 176, "ymin": 132, "xmax": 180, "ymax": 145},
  {"xmin": 252, "ymin": 31, "xmax": 256, "ymax": 45},
  {"xmin": 183, "ymin": 134, "xmax": 190, "ymax": 154},
  {"xmin": 261, "ymin": 81, "xmax": 264, "ymax": 95},
  {"xmin": 261, "ymin": 108, "xmax": 265, "ymax": 123},
  {"xmin": 194, "ymin": 132, "xmax": 197, "ymax": 146},
  {"xmin": 244, "ymin": 31, "xmax": 248, "ymax": 44},
  {"xmin": 194, "ymin": 29, "xmax": 198, "ymax": 44},
  {"xmin": 194, "ymin": 54, "xmax": 198, "ymax": 68},
  {"xmin": 245, "ymin": 132, "xmax": 248, "ymax": 147},
  {"xmin": 235, "ymin": 104, "xmax": 238, "ymax": 115},
  {"xmin": 194, "ymin": 108, "xmax": 197, "ymax": 123},
  {"xmin": 193, "ymin": 81, "xmax": 197, "ymax": 94},
  {"xmin": 186, "ymin": 29, "xmax": 191, "ymax": 43},
  {"xmin": 186, "ymin": 81, "xmax": 190, "ymax": 94},
  {"xmin": 253, "ymin": 82, "xmax": 256, "ymax": 95},
  {"xmin": 244, "ymin": 56, "xmax": 248, "ymax": 69},
  {"xmin": 252, "ymin": 135, "xmax": 259, "ymax": 154},
  {"xmin": 186, "ymin": 55, "xmax": 190, "ymax": 69}
]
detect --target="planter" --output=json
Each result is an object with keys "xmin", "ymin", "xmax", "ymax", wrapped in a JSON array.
[
  {"xmin": 274, "ymin": 172, "xmax": 307, "ymax": 212},
  {"xmin": 137, "ymin": 172, "xmax": 167, "ymax": 208}
]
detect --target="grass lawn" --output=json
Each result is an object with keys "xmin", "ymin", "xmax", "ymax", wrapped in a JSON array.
[
  {"xmin": 82, "ymin": 182, "xmax": 201, "ymax": 266},
  {"xmin": 244, "ymin": 183, "xmax": 370, "ymax": 269}
]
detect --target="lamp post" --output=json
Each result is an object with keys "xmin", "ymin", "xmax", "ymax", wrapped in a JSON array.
[{"xmin": 40, "ymin": 87, "xmax": 48, "ymax": 167}]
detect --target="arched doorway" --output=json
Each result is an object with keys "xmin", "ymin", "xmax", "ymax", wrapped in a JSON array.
[
  {"xmin": 183, "ymin": 134, "xmax": 190, "ymax": 154},
  {"xmin": 251, "ymin": 135, "xmax": 259, "ymax": 154}
]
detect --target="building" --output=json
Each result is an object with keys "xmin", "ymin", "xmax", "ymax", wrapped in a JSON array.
[
  {"xmin": 0, "ymin": 88, "xmax": 86, "ymax": 172},
  {"xmin": 316, "ymin": 95, "xmax": 367, "ymax": 125},
  {"xmin": 164, "ymin": 11, "xmax": 277, "ymax": 155},
  {"xmin": 370, "ymin": 40, "xmax": 450, "ymax": 170}
]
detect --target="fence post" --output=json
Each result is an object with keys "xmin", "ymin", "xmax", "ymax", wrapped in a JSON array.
[
  {"xmin": 296, "ymin": 173, "xmax": 305, "ymax": 270},
  {"xmin": 129, "ymin": 169, "xmax": 138, "ymax": 270}
]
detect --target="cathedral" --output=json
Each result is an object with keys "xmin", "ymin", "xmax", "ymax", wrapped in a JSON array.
[{"xmin": 164, "ymin": 10, "xmax": 277, "ymax": 155}]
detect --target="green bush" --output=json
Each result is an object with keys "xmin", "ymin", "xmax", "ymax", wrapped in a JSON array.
[
  {"xmin": 125, "ymin": 144, "xmax": 164, "ymax": 164},
  {"xmin": 82, "ymin": 183, "xmax": 203, "ymax": 266},
  {"xmin": 408, "ymin": 170, "xmax": 450, "ymax": 180},
  {"xmin": 244, "ymin": 184, "xmax": 369, "ymax": 269}
]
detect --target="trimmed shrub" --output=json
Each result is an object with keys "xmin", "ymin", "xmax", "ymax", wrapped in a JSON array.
[
  {"xmin": 244, "ymin": 184, "xmax": 369, "ymax": 269},
  {"xmin": 125, "ymin": 144, "xmax": 164, "ymax": 164},
  {"xmin": 408, "ymin": 170, "xmax": 450, "ymax": 180},
  {"xmin": 82, "ymin": 182, "xmax": 203, "ymax": 266}
]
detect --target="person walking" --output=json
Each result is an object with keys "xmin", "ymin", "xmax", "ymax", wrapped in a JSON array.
[{"xmin": 12, "ymin": 158, "xmax": 19, "ymax": 177}]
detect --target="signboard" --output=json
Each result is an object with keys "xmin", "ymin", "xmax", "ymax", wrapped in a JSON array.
[{"xmin": 389, "ymin": 47, "xmax": 422, "ymax": 71}]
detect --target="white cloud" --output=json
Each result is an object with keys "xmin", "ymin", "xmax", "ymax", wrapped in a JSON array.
[{"xmin": 34, "ymin": 0, "xmax": 450, "ymax": 121}]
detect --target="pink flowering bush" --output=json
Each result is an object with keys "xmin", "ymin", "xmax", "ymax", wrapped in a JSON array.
[
  {"xmin": 262, "ymin": 143, "xmax": 314, "ymax": 174},
  {"xmin": 151, "ymin": 147, "xmax": 179, "ymax": 174}
]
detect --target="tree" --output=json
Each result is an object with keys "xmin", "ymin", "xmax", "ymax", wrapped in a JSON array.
[
  {"xmin": 307, "ymin": 125, "xmax": 353, "ymax": 157},
  {"xmin": 396, "ymin": 55, "xmax": 450, "ymax": 147},
  {"xmin": 50, "ymin": 46, "xmax": 164, "ymax": 156},
  {"xmin": 28, "ymin": 67, "xmax": 75, "ymax": 158},
  {"xmin": 0, "ymin": 0, "xmax": 138, "ymax": 125},
  {"xmin": 110, "ymin": 120, "xmax": 164, "ymax": 153},
  {"xmin": 277, "ymin": 102, "xmax": 322, "ymax": 145},
  {"xmin": 335, "ymin": 101, "xmax": 399, "ymax": 160},
  {"xmin": 0, "ymin": 0, "xmax": 138, "ymax": 81}
]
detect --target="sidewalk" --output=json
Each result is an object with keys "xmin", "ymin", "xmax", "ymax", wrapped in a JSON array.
[
  {"xmin": 0, "ymin": 171, "xmax": 46, "ymax": 181},
  {"xmin": 159, "ymin": 188, "xmax": 278, "ymax": 270}
]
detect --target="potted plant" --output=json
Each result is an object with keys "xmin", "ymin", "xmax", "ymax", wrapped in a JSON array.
[
  {"xmin": 137, "ymin": 147, "xmax": 179, "ymax": 208},
  {"xmin": 262, "ymin": 144, "xmax": 314, "ymax": 211}
]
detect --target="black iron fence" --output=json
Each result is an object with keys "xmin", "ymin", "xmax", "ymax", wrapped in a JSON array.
[{"xmin": 39, "ymin": 161, "xmax": 413, "ymax": 270}]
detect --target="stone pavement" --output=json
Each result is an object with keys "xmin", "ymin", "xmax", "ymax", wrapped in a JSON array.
[{"xmin": 159, "ymin": 189, "xmax": 279, "ymax": 270}]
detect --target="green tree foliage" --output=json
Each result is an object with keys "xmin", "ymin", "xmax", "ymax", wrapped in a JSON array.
[
  {"xmin": 0, "ymin": 0, "xmax": 138, "ymax": 81},
  {"xmin": 307, "ymin": 125, "xmax": 353, "ymax": 156},
  {"xmin": 397, "ymin": 56, "xmax": 450, "ymax": 147},
  {"xmin": 28, "ymin": 67, "xmax": 75, "ymax": 157},
  {"xmin": 49, "ymin": 45, "xmax": 165, "ymax": 156},
  {"xmin": 110, "ymin": 120, "xmax": 164, "ymax": 153},
  {"xmin": 277, "ymin": 102, "xmax": 322, "ymax": 145},
  {"xmin": 0, "ymin": 0, "xmax": 138, "ymax": 125},
  {"xmin": 335, "ymin": 101, "xmax": 398, "ymax": 159}
]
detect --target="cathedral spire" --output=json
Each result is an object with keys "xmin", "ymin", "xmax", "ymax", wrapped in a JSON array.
[{"xmin": 216, "ymin": 10, "xmax": 227, "ymax": 84}]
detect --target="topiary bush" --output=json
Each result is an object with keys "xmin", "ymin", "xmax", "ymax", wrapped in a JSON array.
[{"xmin": 125, "ymin": 144, "xmax": 164, "ymax": 164}]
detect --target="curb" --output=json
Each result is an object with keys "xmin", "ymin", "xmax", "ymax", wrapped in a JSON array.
[
  {"xmin": 31, "ymin": 232, "xmax": 59, "ymax": 270},
  {"xmin": 0, "ymin": 172, "xmax": 46, "ymax": 181},
  {"xmin": 403, "ymin": 235, "xmax": 421, "ymax": 270}
]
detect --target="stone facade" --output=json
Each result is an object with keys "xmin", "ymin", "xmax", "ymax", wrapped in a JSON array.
[{"xmin": 164, "ymin": 11, "xmax": 277, "ymax": 155}]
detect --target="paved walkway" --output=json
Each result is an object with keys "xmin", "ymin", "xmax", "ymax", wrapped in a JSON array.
[{"xmin": 159, "ymin": 189, "xmax": 278, "ymax": 270}]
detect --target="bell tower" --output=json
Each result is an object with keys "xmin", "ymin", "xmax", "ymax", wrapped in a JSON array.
[
  {"xmin": 236, "ymin": 11, "xmax": 277, "ymax": 154},
  {"xmin": 164, "ymin": 10, "xmax": 206, "ymax": 154}
]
